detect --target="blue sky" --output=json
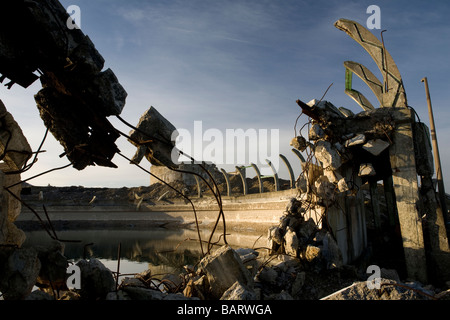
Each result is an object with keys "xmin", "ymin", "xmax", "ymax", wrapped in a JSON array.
[{"xmin": 1, "ymin": 0, "xmax": 450, "ymax": 188}]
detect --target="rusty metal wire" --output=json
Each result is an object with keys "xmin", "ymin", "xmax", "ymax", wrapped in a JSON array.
[
  {"xmin": 115, "ymin": 114, "xmax": 228, "ymax": 255},
  {"xmin": 117, "ymin": 152, "xmax": 206, "ymax": 256}
]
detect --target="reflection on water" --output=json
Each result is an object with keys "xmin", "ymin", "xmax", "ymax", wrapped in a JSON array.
[{"xmin": 23, "ymin": 227, "xmax": 267, "ymax": 277}]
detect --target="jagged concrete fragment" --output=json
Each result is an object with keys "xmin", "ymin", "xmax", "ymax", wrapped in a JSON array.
[
  {"xmin": 0, "ymin": 1, "xmax": 127, "ymax": 170},
  {"xmin": 338, "ymin": 107, "xmax": 354, "ymax": 117},
  {"xmin": 309, "ymin": 123, "xmax": 325, "ymax": 141},
  {"xmin": 284, "ymin": 227, "xmax": 299, "ymax": 257},
  {"xmin": 345, "ymin": 133, "xmax": 366, "ymax": 147},
  {"xmin": 220, "ymin": 281, "xmax": 256, "ymax": 300},
  {"xmin": 322, "ymin": 232, "xmax": 343, "ymax": 269},
  {"xmin": 302, "ymin": 245, "xmax": 321, "ymax": 262},
  {"xmin": 128, "ymin": 107, "xmax": 178, "ymax": 168},
  {"xmin": 307, "ymin": 99, "xmax": 344, "ymax": 119},
  {"xmin": 337, "ymin": 178, "xmax": 350, "ymax": 192},
  {"xmin": 358, "ymin": 163, "xmax": 376, "ymax": 176},
  {"xmin": 314, "ymin": 140, "xmax": 342, "ymax": 170},
  {"xmin": 199, "ymin": 245, "xmax": 253, "ymax": 299},
  {"xmin": 290, "ymin": 136, "xmax": 309, "ymax": 152}
]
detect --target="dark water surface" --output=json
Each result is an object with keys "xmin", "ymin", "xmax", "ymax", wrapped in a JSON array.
[{"xmin": 23, "ymin": 227, "xmax": 267, "ymax": 277}]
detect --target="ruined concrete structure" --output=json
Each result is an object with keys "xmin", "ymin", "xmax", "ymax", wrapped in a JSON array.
[
  {"xmin": 287, "ymin": 19, "xmax": 450, "ymax": 284},
  {"xmin": 0, "ymin": 0, "xmax": 449, "ymax": 298}
]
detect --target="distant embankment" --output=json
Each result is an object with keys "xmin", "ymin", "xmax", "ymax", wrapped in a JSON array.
[{"xmin": 17, "ymin": 189, "xmax": 297, "ymax": 233}]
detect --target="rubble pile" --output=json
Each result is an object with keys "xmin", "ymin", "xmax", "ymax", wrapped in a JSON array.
[
  {"xmin": 7, "ymin": 238, "xmax": 450, "ymax": 301},
  {"xmin": 268, "ymin": 198, "xmax": 343, "ymax": 270}
]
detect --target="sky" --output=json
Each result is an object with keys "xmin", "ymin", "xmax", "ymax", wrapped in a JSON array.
[{"xmin": 1, "ymin": 0, "xmax": 450, "ymax": 189}]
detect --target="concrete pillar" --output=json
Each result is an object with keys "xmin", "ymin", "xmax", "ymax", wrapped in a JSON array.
[{"xmin": 389, "ymin": 108, "xmax": 427, "ymax": 283}]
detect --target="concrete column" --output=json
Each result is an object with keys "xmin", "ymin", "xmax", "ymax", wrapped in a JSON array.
[{"xmin": 389, "ymin": 108, "xmax": 427, "ymax": 283}]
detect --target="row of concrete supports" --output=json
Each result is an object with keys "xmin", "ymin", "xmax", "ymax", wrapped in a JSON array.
[{"xmin": 216, "ymin": 150, "xmax": 306, "ymax": 197}]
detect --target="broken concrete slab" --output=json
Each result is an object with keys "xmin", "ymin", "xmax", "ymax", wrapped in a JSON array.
[
  {"xmin": 220, "ymin": 281, "xmax": 256, "ymax": 300},
  {"xmin": 199, "ymin": 245, "xmax": 253, "ymax": 299},
  {"xmin": 363, "ymin": 139, "xmax": 390, "ymax": 156}
]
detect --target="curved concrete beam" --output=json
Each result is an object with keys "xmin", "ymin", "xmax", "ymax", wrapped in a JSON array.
[
  {"xmin": 235, "ymin": 166, "xmax": 248, "ymax": 195},
  {"xmin": 193, "ymin": 174, "xmax": 202, "ymax": 198},
  {"xmin": 279, "ymin": 154, "xmax": 295, "ymax": 189},
  {"xmin": 335, "ymin": 19, "xmax": 407, "ymax": 108},
  {"xmin": 265, "ymin": 159, "xmax": 280, "ymax": 192},
  {"xmin": 220, "ymin": 168, "xmax": 231, "ymax": 197},
  {"xmin": 291, "ymin": 148, "xmax": 306, "ymax": 164},
  {"xmin": 344, "ymin": 61, "xmax": 383, "ymax": 106},
  {"xmin": 251, "ymin": 163, "xmax": 264, "ymax": 193},
  {"xmin": 344, "ymin": 88, "xmax": 375, "ymax": 111}
]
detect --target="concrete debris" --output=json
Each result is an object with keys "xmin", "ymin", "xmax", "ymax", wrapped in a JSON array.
[
  {"xmin": 302, "ymin": 245, "xmax": 321, "ymax": 262},
  {"xmin": 284, "ymin": 227, "xmax": 299, "ymax": 257},
  {"xmin": 35, "ymin": 240, "xmax": 68, "ymax": 291},
  {"xmin": 314, "ymin": 140, "xmax": 342, "ymax": 170},
  {"xmin": 338, "ymin": 106, "xmax": 354, "ymax": 117},
  {"xmin": 290, "ymin": 136, "xmax": 309, "ymax": 152},
  {"xmin": 358, "ymin": 163, "xmax": 376, "ymax": 177},
  {"xmin": 198, "ymin": 245, "xmax": 253, "ymax": 299},
  {"xmin": 307, "ymin": 99, "xmax": 344, "ymax": 119},
  {"xmin": 337, "ymin": 178, "xmax": 350, "ymax": 192},
  {"xmin": 321, "ymin": 279, "xmax": 436, "ymax": 300},
  {"xmin": 24, "ymin": 290, "xmax": 54, "ymax": 300},
  {"xmin": 128, "ymin": 106, "xmax": 178, "ymax": 168},
  {"xmin": 75, "ymin": 258, "xmax": 116, "ymax": 300},
  {"xmin": 309, "ymin": 123, "xmax": 325, "ymax": 141},
  {"xmin": 220, "ymin": 281, "xmax": 256, "ymax": 300},
  {"xmin": 344, "ymin": 133, "xmax": 366, "ymax": 147}
]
